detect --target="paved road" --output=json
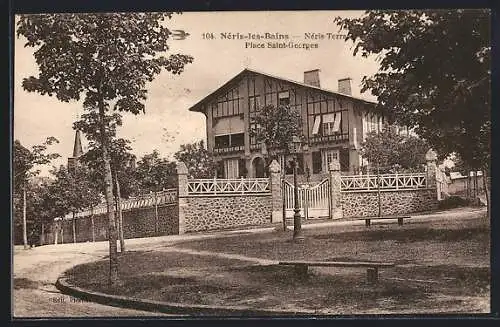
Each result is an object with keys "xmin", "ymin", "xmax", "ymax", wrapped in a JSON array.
[{"xmin": 12, "ymin": 207, "xmax": 487, "ymax": 318}]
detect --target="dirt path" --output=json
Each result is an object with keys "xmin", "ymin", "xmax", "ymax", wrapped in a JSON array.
[{"xmin": 12, "ymin": 245, "xmax": 174, "ymax": 317}]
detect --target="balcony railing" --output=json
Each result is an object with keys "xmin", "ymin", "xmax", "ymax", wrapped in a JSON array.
[
  {"xmin": 213, "ymin": 145, "xmax": 245, "ymax": 154},
  {"xmin": 310, "ymin": 133, "xmax": 349, "ymax": 144}
]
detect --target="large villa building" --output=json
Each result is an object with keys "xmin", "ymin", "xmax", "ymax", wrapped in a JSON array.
[{"xmin": 188, "ymin": 68, "xmax": 409, "ymax": 179}]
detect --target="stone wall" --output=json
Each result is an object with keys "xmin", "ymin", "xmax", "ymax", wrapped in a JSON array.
[
  {"xmin": 183, "ymin": 195, "xmax": 272, "ymax": 232},
  {"xmin": 341, "ymin": 188, "xmax": 438, "ymax": 218},
  {"xmin": 49, "ymin": 203, "xmax": 179, "ymax": 245}
]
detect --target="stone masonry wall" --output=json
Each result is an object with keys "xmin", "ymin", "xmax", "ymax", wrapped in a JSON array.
[
  {"xmin": 51, "ymin": 203, "xmax": 178, "ymax": 244},
  {"xmin": 341, "ymin": 188, "xmax": 437, "ymax": 218},
  {"xmin": 183, "ymin": 195, "xmax": 272, "ymax": 232}
]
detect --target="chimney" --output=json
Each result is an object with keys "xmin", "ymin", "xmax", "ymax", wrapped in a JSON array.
[
  {"xmin": 338, "ymin": 78, "xmax": 352, "ymax": 95},
  {"xmin": 304, "ymin": 69, "xmax": 321, "ymax": 88}
]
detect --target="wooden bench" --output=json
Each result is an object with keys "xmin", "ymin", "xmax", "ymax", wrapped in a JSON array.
[
  {"xmin": 359, "ymin": 216, "xmax": 411, "ymax": 227},
  {"xmin": 279, "ymin": 260, "xmax": 395, "ymax": 284}
]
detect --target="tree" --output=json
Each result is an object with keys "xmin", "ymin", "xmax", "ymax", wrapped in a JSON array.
[
  {"xmin": 13, "ymin": 138, "xmax": 60, "ymax": 249},
  {"xmin": 335, "ymin": 10, "xmax": 490, "ymax": 172},
  {"xmin": 173, "ymin": 140, "xmax": 216, "ymax": 178},
  {"xmin": 136, "ymin": 150, "xmax": 177, "ymax": 234},
  {"xmin": 80, "ymin": 135, "xmax": 139, "ymax": 252},
  {"xmin": 250, "ymin": 104, "xmax": 303, "ymax": 232},
  {"xmin": 49, "ymin": 165, "xmax": 101, "ymax": 244},
  {"xmin": 250, "ymin": 104, "xmax": 303, "ymax": 167},
  {"xmin": 18, "ymin": 13, "xmax": 193, "ymax": 285},
  {"xmin": 360, "ymin": 126, "xmax": 429, "ymax": 173}
]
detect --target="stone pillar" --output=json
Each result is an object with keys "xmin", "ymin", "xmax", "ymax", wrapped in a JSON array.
[
  {"xmin": 425, "ymin": 149, "xmax": 438, "ymax": 199},
  {"xmin": 177, "ymin": 162, "xmax": 189, "ymax": 235},
  {"xmin": 269, "ymin": 160, "xmax": 283, "ymax": 223},
  {"xmin": 329, "ymin": 159, "xmax": 343, "ymax": 219}
]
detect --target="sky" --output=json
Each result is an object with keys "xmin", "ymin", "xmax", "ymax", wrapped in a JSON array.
[{"xmin": 14, "ymin": 11, "xmax": 381, "ymax": 176}]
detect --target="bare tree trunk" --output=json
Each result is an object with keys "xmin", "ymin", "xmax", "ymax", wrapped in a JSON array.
[
  {"xmin": 482, "ymin": 169, "xmax": 490, "ymax": 218},
  {"xmin": 72, "ymin": 212, "xmax": 76, "ymax": 243},
  {"xmin": 54, "ymin": 222, "xmax": 58, "ymax": 245},
  {"xmin": 40, "ymin": 223, "xmax": 45, "ymax": 245},
  {"xmin": 377, "ymin": 163, "xmax": 381, "ymax": 217},
  {"xmin": 98, "ymin": 93, "xmax": 119, "ymax": 287},
  {"xmin": 154, "ymin": 189, "xmax": 159, "ymax": 234},
  {"xmin": 282, "ymin": 178, "xmax": 287, "ymax": 231},
  {"xmin": 91, "ymin": 207, "xmax": 95, "ymax": 242},
  {"xmin": 22, "ymin": 184, "xmax": 28, "ymax": 250},
  {"xmin": 113, "ymin": 170, "xmax": 125, "ymax": 252}
]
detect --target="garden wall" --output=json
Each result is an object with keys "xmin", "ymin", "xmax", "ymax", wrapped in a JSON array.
[
  {"xmin": 50, "ymin": 203, "xmax": 179, "ymax": 244},
  {"xmin": 182, "ymin": 195, "xmax": 272, "ymax": 232},
  {"xmin": 341, "ymin": 188, "xmax": 438, "ymax": 218}
]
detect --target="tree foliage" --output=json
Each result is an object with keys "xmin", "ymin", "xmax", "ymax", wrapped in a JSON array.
[
  {"xmin": 336, "ymin": 9, "xmax": 490, "ymax": 170},
  {"xmin": 17, "ymin": 13, "xmax": 193, "ymax": 284},
  {"xmin": 136, "ymin": 150, "xmax": 177, "ymax": 192},
  {"xmin": 48, "ymin": 165, "xmax": 101, "ymax": 216},
  {"xmin": 249, "ymin": 104, "xmax": 303, "ymax": 161},
  {"xmin": 13, "ymin": 138, "xmax": 60, "ymax": 190},
  {"xmin": 17, "ymin": 13, "xmax": 193, "ymax": 112},
  {"xmin": 173, "ymin": 140, "xmax": 216, "ymax": 178},
  {"xmin": 360, "ymin": 126, "xmax": 429, "ymax": 172}
]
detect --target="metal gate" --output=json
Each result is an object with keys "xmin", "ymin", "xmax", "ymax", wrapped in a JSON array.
[{"xmin": 284, "ymin": 179, "xmax": 330, "ymax": 219}]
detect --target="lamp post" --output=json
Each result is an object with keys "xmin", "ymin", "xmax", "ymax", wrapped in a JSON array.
[{"xmin": 289, "ymin": 136, "xmax": 305, "ymax": 242}]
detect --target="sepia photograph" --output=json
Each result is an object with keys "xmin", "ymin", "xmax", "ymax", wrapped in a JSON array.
[{"xmin": 12, "ymin": 9, "xmax": 491, "ymax": 317}]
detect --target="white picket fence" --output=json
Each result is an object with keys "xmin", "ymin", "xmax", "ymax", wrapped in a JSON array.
[
  {"xmin": 340, "ymin": 173, "xmax": 427, "ymax": 192},
  {"xmin": 187, "ymin": 178, "xmax": 270, "ymax": 195},
  {"xmin": 62, "ymin": 188, "xmax": 178, "ymax": 220}
]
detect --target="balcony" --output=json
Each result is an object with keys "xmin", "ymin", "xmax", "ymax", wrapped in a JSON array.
[
  {"xmin": 213, "ymin": 145, "xmax": 245, "ymax": 154},
  {"xmin": 310, "ymin": 133, "xmax": 349, "ymax": 144}
]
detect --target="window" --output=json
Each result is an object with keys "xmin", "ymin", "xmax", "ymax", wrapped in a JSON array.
[
  {"xmin": 215, "ymin": 135, "xmax": 230, "ymax": 148},
  {"xmin": 339, "ymin": 149, "xmax": 350, "ymax": 172},
  {"xmin": 322, "ymin": 149, "xmax": 339, "ymax": 172},
  {"xmin": 278, "ymin": 91, "xmax": 290, "ymax": 106},
  {"xmin": 231, "ymin": 133, "xmax": 244, "ymax": 147},
  {"xmin": 312, "ymin": 151, "xmax": 322, "ymax": 174},
  {"xmin": 249, "ymin": 96, "xmax": 260, "ymax": 112},
  {"xmin": 238, "ymin": 159, "xmax": 247, "ymax": 178},
  {"xmin": 214, "ymin": 133, "xmax": 245, "ymax": 148},
  {"xmin": 321, "ymin": 113, "xmax": 342, "ymax": 135}
]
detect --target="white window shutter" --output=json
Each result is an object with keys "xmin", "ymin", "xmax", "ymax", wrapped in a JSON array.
[
  {"xmin": 332, "ymin": 112, "xmax": 342, "ymax": 132},
  {"xmin": 312, "ymin": 115, "xmax": 321, "ymax": 135}
]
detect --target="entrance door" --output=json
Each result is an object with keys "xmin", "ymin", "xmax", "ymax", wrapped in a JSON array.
[
  {"xmin": 224, "ymin": 159, "xmax": 239, "ymax": 179},
  {"xmin": 252, "ymin": 157, "xmax": 266, "ymax": 178}
]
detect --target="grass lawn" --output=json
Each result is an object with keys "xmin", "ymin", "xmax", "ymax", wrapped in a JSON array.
[{"xmin": 66, "ymin": 214, "xmax": 490, "ymax": 315}]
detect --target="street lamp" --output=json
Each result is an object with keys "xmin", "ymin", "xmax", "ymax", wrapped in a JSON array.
[{"xmin": 289, "ymin": 135, "xmax": 305, "ymax": 242}]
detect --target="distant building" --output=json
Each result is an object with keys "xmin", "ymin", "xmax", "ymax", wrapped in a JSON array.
[
  {"xmin": 67, "ymin": 129, "xmax": 83, "ymax": 173},
  {"xmin": 188, "ymin": 68, "xmax": 395, "ymax": 179}
]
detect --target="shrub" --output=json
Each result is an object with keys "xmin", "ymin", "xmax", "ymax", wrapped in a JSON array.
[{"xmin": 438, "ymin": 196, "xmax": 472, "ymax": 210}]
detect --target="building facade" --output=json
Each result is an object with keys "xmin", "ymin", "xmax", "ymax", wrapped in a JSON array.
[{"xmin": 188, "ymin": 68, "xmax": 391, "ymax": 179}]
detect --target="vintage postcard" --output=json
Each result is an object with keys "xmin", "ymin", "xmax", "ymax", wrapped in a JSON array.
[{"xmin": 12, "ymin": 10, "xmax": 491, "ymax": 318}]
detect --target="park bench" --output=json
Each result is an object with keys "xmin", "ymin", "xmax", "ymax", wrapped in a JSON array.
[
  {"xmin": 279, "ymin": 260, "xmax": 395, "ymax": 284},
  {"xmin": 358, "ymin": 216, "xmax": 411, "ymax": 227}
]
